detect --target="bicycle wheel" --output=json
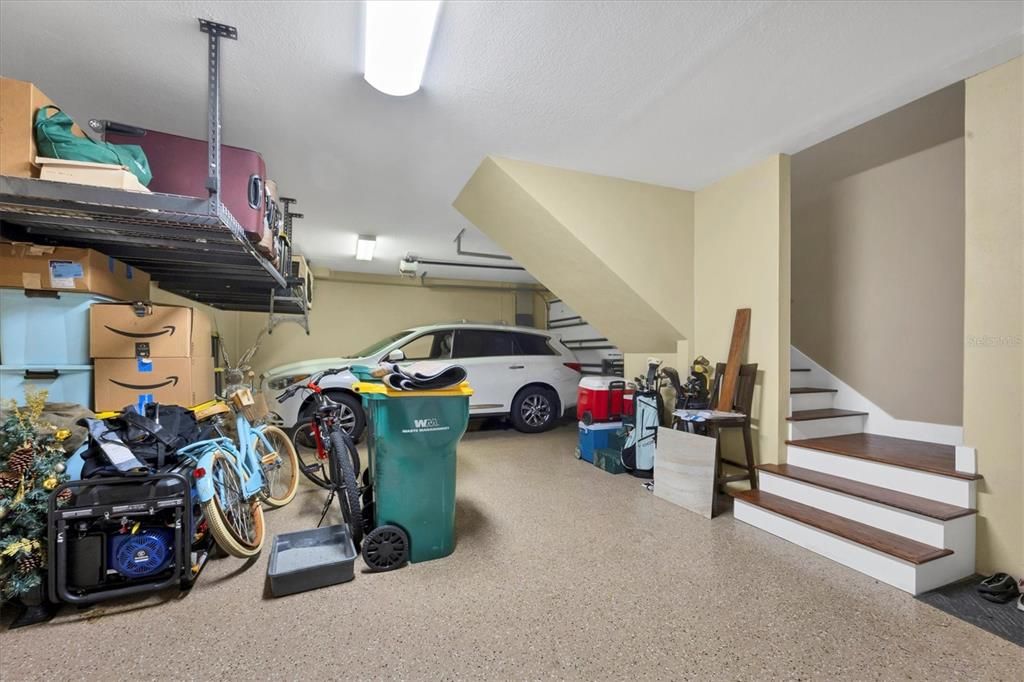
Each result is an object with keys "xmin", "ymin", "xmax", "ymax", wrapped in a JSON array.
[
  {"xmin": 256, "ymin": 425, "xmax": 299, "ymax": 508},
  {"xmin": 201, "ymin": 450, "xmax": 266, "ymax": 558},
  {"xmin": 293, "ymin": 423, "xmax": 332, "ymax": 489},
  {"xmin": 328, "ymin": 429, "xmax": 363, "ymax": 547}
]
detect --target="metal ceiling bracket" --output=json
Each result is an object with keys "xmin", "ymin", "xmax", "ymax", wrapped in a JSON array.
[
  {"xmin": 199, "ymin": 18, "xmax": 237, "ymax": 212},
  {"xmin": 197, "ymin": 18, "xmax": 307, "ymax": 334},
  {"xmin": 280, "ymin": 197, "xmax": 304, "ymax": 243},
  {"xmin": 266, "ymin": 197, "xmax": 308, "ymax": 334},
  {"xmin": 268, "ymin": 289, "xmax": 310, "ymax": 336}
]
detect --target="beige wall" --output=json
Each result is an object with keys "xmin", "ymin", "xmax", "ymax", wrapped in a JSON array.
[
  {"xmin": 792, "ymin": 86, "xmax": 965, "ymax": 425},
  {"xmin": 694, "ymin": 154, "xmax": 791, "ymax": 466},
  {"xmin": 454, "ymin": 157, "xmax": 693, "ymax": 354},
  {"xmin": 455, "ymin": 152, "xmax": 791, "ymax": 466},
  {"xmin": 236, "ymin": 275, "xmax": 518, "ymax": 378},
  {"xmin": 963, "ymin": 56, "xmax": 1023, "ymax": 577},
  {"xmin": 488, "ymin": 158, "xmax": 695, "ymax": 343}
]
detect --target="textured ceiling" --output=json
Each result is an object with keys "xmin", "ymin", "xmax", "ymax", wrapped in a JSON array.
[{"xmin": 1, "ymin": 1, "xmax": 1021, "ymax": 282}]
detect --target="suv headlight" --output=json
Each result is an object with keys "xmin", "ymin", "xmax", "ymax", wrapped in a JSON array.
[{"xmin": 267, "ymin": 374, "xmax": 310, "ymax": 391}]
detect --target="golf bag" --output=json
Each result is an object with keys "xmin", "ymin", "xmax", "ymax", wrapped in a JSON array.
[{"xmin": 621, "ymin": 391, "xmax": 658, "ymax": 478}]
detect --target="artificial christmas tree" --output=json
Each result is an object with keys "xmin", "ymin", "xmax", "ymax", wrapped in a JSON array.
[{"xmin": 0, "ymin": 388, "xmax": 71, "ymax": 620}]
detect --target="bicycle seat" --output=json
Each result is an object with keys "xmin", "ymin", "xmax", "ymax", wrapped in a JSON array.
[{"xmin": 315, "ymin": 394, "xmax": 340, "ymax": 416}]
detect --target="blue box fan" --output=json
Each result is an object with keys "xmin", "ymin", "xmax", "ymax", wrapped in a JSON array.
[{"xmin": 109, "ymin": 528, "xmax": 174, "ymax": 579}]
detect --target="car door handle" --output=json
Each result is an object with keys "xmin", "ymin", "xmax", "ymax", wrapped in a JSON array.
[{"xmin": 508, "ymin": 365, "xmax": 525, "ymax": 370}]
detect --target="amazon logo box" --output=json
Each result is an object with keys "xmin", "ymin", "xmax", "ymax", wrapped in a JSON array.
[
  {"xmin": 93, "ymin": 356, "xmax": 215, "ymax": 412},
  {"xmin": 90, "ymin": 303, "xmax": 212, "ymax": 359}
]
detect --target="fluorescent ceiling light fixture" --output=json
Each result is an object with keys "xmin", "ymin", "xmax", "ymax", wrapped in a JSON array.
[
  {"xmin": 363, "ymin": 0, "xmax": 442, "ymax": 96},
  {"xmin": 355, "ymin": 235, "xmax": 377, "ymax": 261}
]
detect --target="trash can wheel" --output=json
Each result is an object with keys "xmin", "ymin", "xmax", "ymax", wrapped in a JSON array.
[
  {"xmin": 574, "ymin": 447, "xmax": 582, "ymax": 460},
  {"xmin": 362, "ymin": 524, "xmax": 409, "ymax": 572}
]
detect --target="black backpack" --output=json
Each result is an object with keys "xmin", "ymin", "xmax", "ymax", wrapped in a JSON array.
[{"xmin": 79, "ymin": 404, "xmax": 204, "ymax": 478}]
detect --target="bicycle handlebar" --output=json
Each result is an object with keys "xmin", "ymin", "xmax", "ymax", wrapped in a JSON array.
[{"xmin": 274, "ymin": 366, "xmax": 350, "ymax": 402}]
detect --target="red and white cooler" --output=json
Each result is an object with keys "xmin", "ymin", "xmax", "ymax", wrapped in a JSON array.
[{"xmin": 576, "ymin": 376, "xmax": 635, "ymax": 424}]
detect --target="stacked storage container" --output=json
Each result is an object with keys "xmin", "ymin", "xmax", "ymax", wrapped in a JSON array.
[
  {"xmin": 0, "ymin": 290, "xmax": 103, "ymax": 405},
  {"xmin": 574, "ymin": 377, "xmax": 634, "ymax": 466},
  {"xmin": 90, "ymin": 303, "xmax": 215, "ymax": 412},
  {"xmin": 0, "ymin": 244, "xmax": 150, "ymax": 408}
]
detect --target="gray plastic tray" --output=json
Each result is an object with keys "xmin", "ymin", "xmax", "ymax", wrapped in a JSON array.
[{"xmin": 267, "ymin": 524, "xmax": 356, "ymax": 597}]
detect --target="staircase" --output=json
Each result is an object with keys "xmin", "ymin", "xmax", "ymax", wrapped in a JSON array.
[{"xmin": 731, "ymin": 365, "xmax": 979, "ymax": 595}]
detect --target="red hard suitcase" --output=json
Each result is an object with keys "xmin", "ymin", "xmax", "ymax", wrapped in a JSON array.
[{"xmin": 100, "ymin": 122, "xmax": 267, "ymax": 242}]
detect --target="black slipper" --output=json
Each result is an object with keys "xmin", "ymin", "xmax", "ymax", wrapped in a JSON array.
[
  {"xmin": 977, "ymin": 573, "xmax": 1020, "ymax": 603},
  {"xmin": 978, "ymin": 573, "xmax": 1014, "ymax": 593}
]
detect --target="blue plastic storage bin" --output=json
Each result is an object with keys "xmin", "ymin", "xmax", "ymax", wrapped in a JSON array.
[
  {"xmin": 0, "ymin": 366, "xmax": 93, "ymax": 406},
  {"xmin": 576, "ymin": 420, "xmax": 623, "ymax": 463},
  {"xmin": 0, "ymin": 289, "xmax": 110, "ymax": 366}
]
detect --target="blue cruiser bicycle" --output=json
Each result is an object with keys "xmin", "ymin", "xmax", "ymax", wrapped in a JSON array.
[
  {"xmin": 66, "ymin": 397, "xmax": 299, "ymax": 559},
  {"xmin": 177, "ymin": 396, "xmax": 299, "ymax": 558}
]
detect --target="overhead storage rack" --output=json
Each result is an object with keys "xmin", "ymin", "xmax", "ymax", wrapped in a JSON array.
[
  {"xmin": 0, "ymin": 18, "xmax": 308, "ymax": 326},
  {"xmin": 0, "ymin": 177, "xmax": 303, "ymax": 314}
]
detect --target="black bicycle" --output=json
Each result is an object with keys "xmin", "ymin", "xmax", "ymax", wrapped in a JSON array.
[{"xmin": 277, "ymin": 369, "xmax": 363, "ymax": 546}]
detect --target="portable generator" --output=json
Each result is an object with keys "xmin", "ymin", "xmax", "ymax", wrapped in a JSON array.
[{"xmin": 48, "ymin": 461, "xmax": 212, "ymax": 605}]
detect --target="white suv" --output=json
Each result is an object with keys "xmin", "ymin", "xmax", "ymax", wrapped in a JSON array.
[{"xmin": 263, "ymin": 323, "xmax": 581, "ymax": 440}]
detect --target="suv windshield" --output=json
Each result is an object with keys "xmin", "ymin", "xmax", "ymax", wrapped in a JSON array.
[{"xmin": 350, "ymin": 331, "xmax": 413, "ymax": 358}]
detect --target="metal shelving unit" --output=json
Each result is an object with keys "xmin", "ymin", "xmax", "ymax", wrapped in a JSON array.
[{"xmin": 0, "ymin": 18, "xmax": 308, "ymax": 323}]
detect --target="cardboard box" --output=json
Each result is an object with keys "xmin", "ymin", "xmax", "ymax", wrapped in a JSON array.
[
  {"xmin": 90, "ymin": 303, "xmax": 212, "ymax": 359},
  {"xmin": 36, "ymin": 157, "xmax": 150, "ymax": 193},
  {"xmin": 94, "ymin": 356, "xmax": 215, "ymax": 412},
  {"xmin": 0, "ymin": 77, "xmax": 85, "ymax": 178},
  {"xmin": 0, "ymin": 243, "xmax": 150, "ymax": 301}
]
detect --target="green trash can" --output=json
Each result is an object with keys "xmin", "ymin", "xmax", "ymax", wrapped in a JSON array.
[{"xmin": 354, "ymin": 380, "xmax": 472, "ymax": 563}]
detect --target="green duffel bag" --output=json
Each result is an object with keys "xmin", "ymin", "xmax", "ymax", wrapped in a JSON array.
[{"xmin": 34, "ymin": 105, "xmax": 152, "ymax": 186}]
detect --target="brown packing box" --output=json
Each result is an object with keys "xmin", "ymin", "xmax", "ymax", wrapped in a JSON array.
[
  {"xmin": 0, "ymin": 243, "xmax": 150, "ymax": 300},
  {"xmin": 90, "ymin": 303, "xmax": 213, "ymax": 359},
  {"xmin": 36, "ymin": 157, "xmax": 151, "ymax": 193},
  {"xmin": 94, "ymin": 356, "xmax": 215, "ymax": 412},
  {"xmin": 0, "ymin": 77, "xmax": 85, "ymax": 178}
]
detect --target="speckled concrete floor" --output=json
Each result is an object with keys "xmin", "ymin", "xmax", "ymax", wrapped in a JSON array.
[{"xmin": 1, "ymin": 425, "xmax": 1021, "ymax": 680}]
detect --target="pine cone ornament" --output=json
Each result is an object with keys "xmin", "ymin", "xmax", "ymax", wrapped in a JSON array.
[
  {"xmin": 0, "ymin": 472, "xmax": 20, "ymax": 491},
  {"xmin": 16, "ymin": 552, "xmax": 42, "ymax": 575},
  {"xmin": 7, "ymin": 444, "xmax": 34, "ymax": 474},
  {"xmin": 56, "ymin": 488, "xmax": 73, "ymax": 503}
]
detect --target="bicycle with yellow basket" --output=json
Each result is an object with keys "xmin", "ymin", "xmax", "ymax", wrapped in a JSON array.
[
  {"xmin": 173, "ymin": 391, "xmax": 298, "ymax": 557},
  {"xmin": 81, "ymin": 393, "xmax": 300, "ymax": 558}
]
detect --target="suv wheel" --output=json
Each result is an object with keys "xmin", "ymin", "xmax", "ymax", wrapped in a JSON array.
[
  {"xmin": 293, "ymin": 391, "xmax": 366, "ymax": 445},
  {"xmin": 510, "ymin": 386, "xmax": 558, "ymax": 433}
]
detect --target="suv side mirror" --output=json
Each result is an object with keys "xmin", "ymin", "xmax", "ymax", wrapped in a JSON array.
[{"xmin": 386, "ymin": 349, "xmax": 406, "ymax": 362}]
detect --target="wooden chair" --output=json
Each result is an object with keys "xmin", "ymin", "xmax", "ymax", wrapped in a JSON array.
[{"xmin": 704, "ymin": 362, "xmax": 758, "ymax": 516}]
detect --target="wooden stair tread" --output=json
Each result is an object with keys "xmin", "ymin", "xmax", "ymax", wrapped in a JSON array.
[
  {"xmin": 786, "ymin": 433, "xmax": 981, "ymax": 481},
  {"xmin": 758, "ymin": 464, "xmax": 976, "ymax": 520},
  {"xmin": 790, "ymin": 387, "xmax": 837, "ymax": 394},
  {"xmin": 788, "ymin": 408, "xmax": 868, "ymax": 422},
  {"xmin": 731, "ymin": 489, "xmax": 954, "ymax": 564}
]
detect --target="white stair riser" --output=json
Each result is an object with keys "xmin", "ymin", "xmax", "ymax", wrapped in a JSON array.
[
  {"xmin": 788, "ymin": 415, "xmax": 866, "ymax": 440},
  {"xmin": 955, "ymin": 446, "xmax": 977, "ymax": 475},
  {"xmin": 789, "ymin": 371, "xmax": 814, "ymax": 389},
  {"xmin": 790, "ymin": 392, "xmax": 835, "ymax": 411},
  {"xmin": 786, "ymin": 446, "xmax": 976, "ymax": 508},
  {"xmin": 734, "ymin": 500, "xmax": 973, "ymax": 595},
  {"xmin": 759, "ymin": 472, "xmax": 975, "ymax": 550}
]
